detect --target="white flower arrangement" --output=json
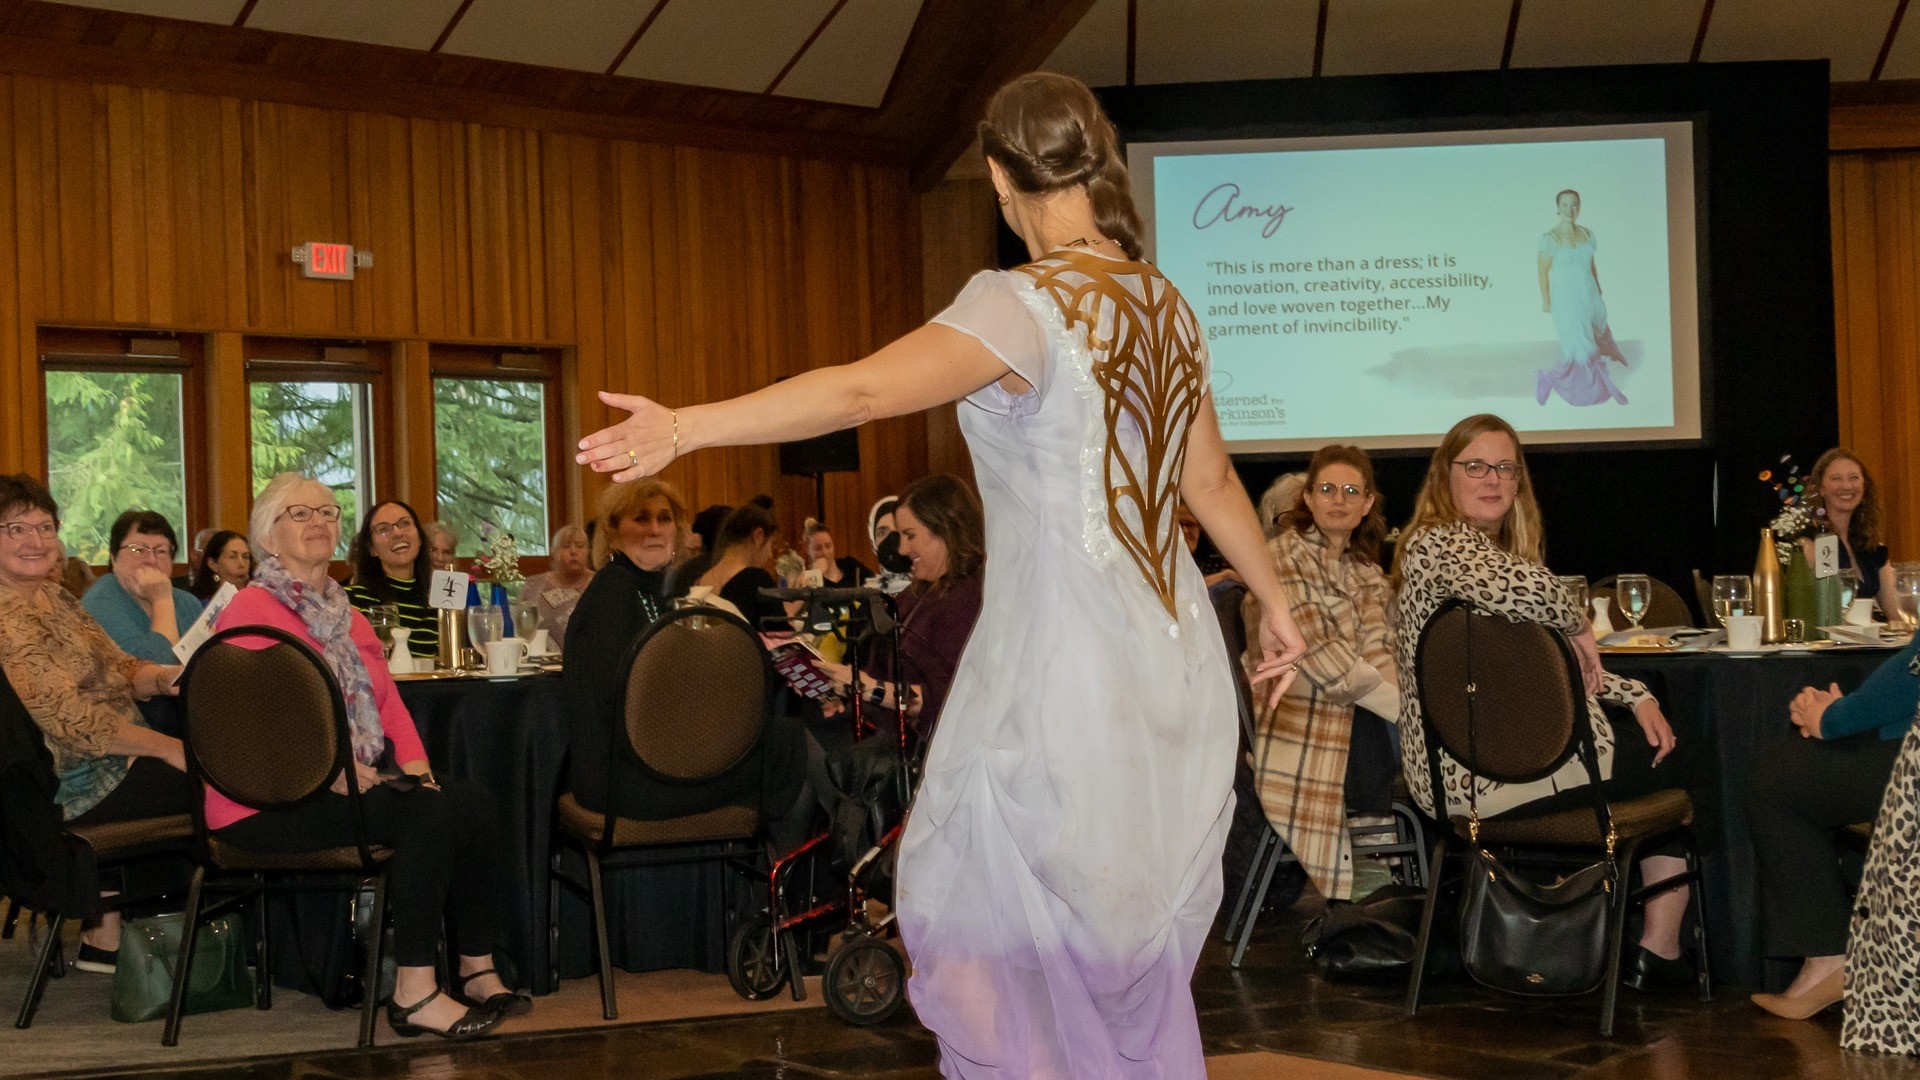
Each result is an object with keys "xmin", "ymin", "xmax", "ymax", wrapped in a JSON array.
[
  {"xmin": 473, "ymin": 527, "xmax": 524, "ymax": 588},
  {"xmin": 1768, "ymin": 505, "xmax": 1819, "ymax": 565}
]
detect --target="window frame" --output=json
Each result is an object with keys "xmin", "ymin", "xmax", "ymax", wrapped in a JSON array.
[
  {"xmin": 242, "ymin": 338, "xmax": 396, "ymax": 555},
  {"xmin": 38, "ymin": 327, "xmax": 207, "ymax": 572}
]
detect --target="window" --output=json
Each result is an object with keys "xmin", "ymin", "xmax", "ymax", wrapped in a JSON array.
[
  {"xmin": 41, "ymin": 331, "xmax": 200, "ymax": 565},
  {"xmin": 433, "ymin": 377, "xmax": 553, "ymax": 555},
  {"xmin": 246, "ymin": 341, "xmax": 389, "ymax": 559}
]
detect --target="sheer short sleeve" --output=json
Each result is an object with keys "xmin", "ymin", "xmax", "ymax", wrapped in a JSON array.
[{"xmin": 932, "ymin": 271, "xmax": 1049, "ymax": 413}]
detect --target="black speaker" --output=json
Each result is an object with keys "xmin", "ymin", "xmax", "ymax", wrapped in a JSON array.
[{"xmin": 779, "ymin": 429, "xmax": 859, "ymax": 476}]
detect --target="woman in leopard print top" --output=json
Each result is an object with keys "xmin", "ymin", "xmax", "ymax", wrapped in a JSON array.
[{"xmin": 1393, "ymin": 414, "xmax": 1697, "ymax": 984}]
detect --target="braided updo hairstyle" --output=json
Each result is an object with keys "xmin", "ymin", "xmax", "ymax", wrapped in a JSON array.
[{"xmin": 979, "ymin": 72, "xmax": 1143, "ymax": 260}]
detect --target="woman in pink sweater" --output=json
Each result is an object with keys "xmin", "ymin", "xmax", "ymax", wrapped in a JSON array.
[{"xmin": 210, "ymin": 474, "xmax": 525, "ymax": 1039}]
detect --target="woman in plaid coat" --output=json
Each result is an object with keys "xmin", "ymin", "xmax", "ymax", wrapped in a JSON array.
[{"xmin": 1241, "ymin": 445, "xmax": 1399, "ymax": 901}]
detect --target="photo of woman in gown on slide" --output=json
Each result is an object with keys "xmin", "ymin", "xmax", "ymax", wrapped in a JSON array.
[
  {"xmin": 1536, "ymin": 188, "xmax": 1629, "ymax": 407},
  {"xmin": 576, "ymin": 72, "xmax": 1307, "ymax": 1080}
]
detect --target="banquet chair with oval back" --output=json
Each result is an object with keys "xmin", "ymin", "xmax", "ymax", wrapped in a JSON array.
[
  {"xmin": 549, "ymin": 604, "xmax": 779, "ymax": 1021},
  {"xmin": 1591, "ymin": 574, "xmax": 1695, "ymax": 630},
  {"xmin": 2, "ymin": 665, "xmax": 192, "ymax": 1030},
  {"xmin": 169, "ymin": 625, "xmax": 392, "ymax": 1048},
  {"xmin": 1406, "ymin": 600, "xmax": 1709, "ymax": 1036}
]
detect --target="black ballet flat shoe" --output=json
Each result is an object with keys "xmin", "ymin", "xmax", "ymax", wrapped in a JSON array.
[
  {"xmin": 451, "ymin": 968, "xmax": 533, "ymax": 1018},
  {"xmin": 1621, "ymin": 946, "xmax": 1695, "ymax": 991},
  {"xmin": 386, "ymin": 988, "xmax": 501, "ymax": 1039}
]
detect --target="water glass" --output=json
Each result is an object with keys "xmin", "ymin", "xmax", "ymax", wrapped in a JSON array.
[
  {"xmin": 1556, "ymin": 575, "xmax": 1589, "ymax": 620},
  {"xmin": 1894, "ymin": 564, "xmax": 1920, "ymax": 630},
  {"xmin": 466, "ymin": 604, "xmax": 502, "ymax": 662},
  {"xmin": 368, "ymin": 604, "xmax": 400, "ymax": 651},
  {"xmin": 1711, "ymin": 575, "xmax": 1753, "ymax": 628},
  {"xmin": 1836, "ymin": 568, "xmax": 1863, "ymax": 613},
  {"xmin": 1616, "ymin": 574, "xmax": 1652, "ymax": 630}
]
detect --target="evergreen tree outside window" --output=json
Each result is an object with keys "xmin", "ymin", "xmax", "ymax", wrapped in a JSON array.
[
  {"xmin": 249, "ymin": 380, "xmax": 373, "ymax": 559},
  {"xmin": 433, "ymin": 378, "xmax": 551, "ymax": 556},
  {"xmin": 44, "ymin": 369, "xmax": 189, "ymax": 564}
]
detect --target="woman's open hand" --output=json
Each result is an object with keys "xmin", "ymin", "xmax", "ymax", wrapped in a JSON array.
[
  {"xmin": 576, "ymin": 392, "xmax": 677, "ymax": 483},
  {"xmin": 1633, "ymin": 698, "xmax": 1677, "ymax": 766}
]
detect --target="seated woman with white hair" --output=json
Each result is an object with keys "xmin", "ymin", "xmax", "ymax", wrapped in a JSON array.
[
  {"xmin": 210, "ymin": 473, "xmax": 525, "ymax": 1039},
  {"xmin": 519, "ymin": 524, "xmax": 591, "ymax": 651}
]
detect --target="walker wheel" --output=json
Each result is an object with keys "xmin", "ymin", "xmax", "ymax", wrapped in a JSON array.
[
  {"xmin": 822, "ymin": 935, "xmax": 906, "ymax": 1025},
  {"xmin": 726, "ymin": 916, "xmax": 788, "ymax": 1001}
]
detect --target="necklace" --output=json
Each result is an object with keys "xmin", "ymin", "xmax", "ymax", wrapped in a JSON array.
[{"xmin": 1063, "ymin": 235, "xmax": 1119, "ymax": 252}]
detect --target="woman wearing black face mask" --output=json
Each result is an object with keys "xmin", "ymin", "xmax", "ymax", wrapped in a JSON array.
[{"xmin": 868, "ymin": 496, "xmax": 912, "ymax": 577}]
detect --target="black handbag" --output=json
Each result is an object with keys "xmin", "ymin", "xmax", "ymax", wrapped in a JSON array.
[
  {"xmin": 1430, "ymin": 615, "xmax": 1618, "ymax": 998},
  {"xmin": 1303, "ymin": 883, "xmax": 1457, "ymax": 981}
]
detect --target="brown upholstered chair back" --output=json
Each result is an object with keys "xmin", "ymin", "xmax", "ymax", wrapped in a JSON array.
[
  {"xmin": 180, "ymin": 627, "xmax": 345, "ymax": 810},
  {"xmin": 620, "ymin": 606, "xmax": 771, "ymax": 782},
  {"xmin": 1414, "ymin": 601, "xmax": 1584, "ymax": 785}
]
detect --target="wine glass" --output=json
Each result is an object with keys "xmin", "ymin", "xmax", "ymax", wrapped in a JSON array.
[
  {"xmin": 1556, "ymin": 575, "xmax": 1589, "ymax": 621},
  {"xmin": 368, "ymin": 604, "xmax": 400, "ymax": 653},
  {"xmin": 1711, "ymin": 575, "xmax": 1752, "ymax": 628},
  {"xmin": 1894, "ymin": 565, "xmax": 1920, "ymax": 632},
  {"xmin": 1616, "ymin": 574, "xmax": 1652, "ymax": 630},
  {"xmin": 466, "ymin": 604, "xmax": 502, "ymax": 667}
]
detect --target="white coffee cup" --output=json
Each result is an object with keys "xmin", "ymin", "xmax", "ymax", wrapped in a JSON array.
[
  {"xmin": 484, "ymin": 638, "xmax": 530, "ymax": 676},
  {"xmin": 1725, "ymin": 615, "xmax": 1764, "ymax": 652},
  {"xmin": 1845, "ymin": 598, "xmax": 1877, "ymax": 626},
  {"xmin": 528, "ymin": 628, "xmax": 554, "ymax": 657}
]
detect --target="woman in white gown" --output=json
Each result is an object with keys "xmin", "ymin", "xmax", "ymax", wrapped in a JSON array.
[
  {"xmin": 1535, "ymin": 188, "xmax": 1629, "ymax": 407},
  {"xmin": 576, "ymin": 72, "xmax": 1305, "ymax": 1079}
]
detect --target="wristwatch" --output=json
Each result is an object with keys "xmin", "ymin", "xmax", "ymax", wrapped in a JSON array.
[{"xmin": 868, "ymin": 683, "xmax": 886, "ymax": 706}]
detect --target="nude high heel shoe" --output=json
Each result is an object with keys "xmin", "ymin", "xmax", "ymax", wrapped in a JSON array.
[{"xmin": 1751, "ymin": 967, "xmax": 1843, "ymax": 1020}]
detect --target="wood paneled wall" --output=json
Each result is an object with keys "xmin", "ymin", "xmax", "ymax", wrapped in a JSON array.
[
  {"xmin": 1830, "ymin": 152, "xmax": 1920, "ymax": 561},
  {"xmin": 0, "ymin": 73, "xmax": 927, "ymax": 552}
]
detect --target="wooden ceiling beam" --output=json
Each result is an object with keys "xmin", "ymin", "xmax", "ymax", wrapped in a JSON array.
[
  {"xmin": 897, "ymin": 0, "xmax": 1101, "ymax": 190},
  {"xmin": 0, "ymin": 0, "xmax": 908, "ymax": 166}
]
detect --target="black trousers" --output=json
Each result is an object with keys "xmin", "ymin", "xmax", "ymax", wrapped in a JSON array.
[
  {"xmin": 1491, "ymin": 704, "xmax": 1701, "ymax": 859},
  {"xmin": 71, "ymin": 758, "xmax": 192, "ymax": 825},
  {"xmin": 1747, "ymin": 731, "xmax": 1902, "ymax": 957},
  {"xmin": 214, "ymin": 777, "xmax": 504, "ymax": 967}
]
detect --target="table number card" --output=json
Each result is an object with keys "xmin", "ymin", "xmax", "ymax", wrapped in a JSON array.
[
  {"xmin": 1812, "ymin": 534, "xmax": 1840, "ymax": 579},
  {"xmin": 429, "ymin": 570, "xmax": 472, "ymax": 609}
]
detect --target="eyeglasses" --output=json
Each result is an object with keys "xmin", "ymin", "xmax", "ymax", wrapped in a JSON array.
[
  {"xmin": 1453, "ymin": 459, "xmax": 1522, "ymax": 481},
  {"xmin": 1313, "ymin": 482, "xmax": 1366, "ymax": 499},
  {"xmin": 371, "ymin": 519, "xmax": 416, "ymax": 538},
  {"xmin": 120, "ymin": 542, "xmax": 175, "ymax": 560},
  {"xmin": 280, "ymin": 504, "xmax": 343, "ymax": 524},
  {"xmin": 0, "ymin": 520, "xmax": 59, "ymax": 542}
]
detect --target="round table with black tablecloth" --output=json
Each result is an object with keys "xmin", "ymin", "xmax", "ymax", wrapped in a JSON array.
[
  {"xmin": 265, "ymin": 674, "xmax": 743, "ymax": 1002},
  {"xmin": 1603, "ymin": 647, "xmax": 1900, "ymax": 991}
]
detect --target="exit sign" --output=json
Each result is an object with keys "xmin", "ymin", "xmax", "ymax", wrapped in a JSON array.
[{"xmin": 292, "ymin": 242, "xmax": 371, "ymax": 280}]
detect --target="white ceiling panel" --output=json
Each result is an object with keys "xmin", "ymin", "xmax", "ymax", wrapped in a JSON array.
[
  {"xmin": 441, "ymin": 0, "xmax": 642, "ymax": 73},
  {"xmin": 244, "ymin": 0, "xmax": 467, "ymax": 52},
  {"xmin": 774, "ymin": 0, "xmax": 925, "ymax": 108},
  {"xmin": 1321, "ymin": 0, "xmax": 1511, "ymax": 77},
  {"xmin": 1136, "ymin": 0, "xmax": 1318, "ymax": 84},
  {"xmin": 1508, "ymin": 0, "xmax": 1700, "ymax": 69},
  {"xmin": 617, "ymin": 0, "xmax": 838, "ymax": 94},
  {"xmin": 61, "ymin": 0, "xmax": 245, "ymax": 22},
  {"xmin": 1699, "ymin": 0, "xmax": 1898, "ymax": 82},
  {"xmin": 1042, "ymin": 0, "xmax": 1128, "ymax": 88}
]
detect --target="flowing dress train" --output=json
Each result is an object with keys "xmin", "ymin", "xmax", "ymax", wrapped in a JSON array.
[{"xmin": 1538, "ymin": 229, "xmax": 1628, "ymax": 407}]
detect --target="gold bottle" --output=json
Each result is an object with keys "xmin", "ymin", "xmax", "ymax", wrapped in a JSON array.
[{"xmin": 1754, "ymin": 528, "xmax": 1785, "ymax": 644}]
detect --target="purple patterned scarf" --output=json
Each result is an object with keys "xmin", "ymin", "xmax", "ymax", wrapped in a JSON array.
[{"xmin": 251, "ymin": 555, "xmax": 384, "ymax": 766}]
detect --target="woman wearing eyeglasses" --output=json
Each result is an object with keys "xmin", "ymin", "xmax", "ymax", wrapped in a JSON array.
[
  {"xmin": 82, "ymin": 509, "xmax": 204, "ymax": 665},
  {"xmin": 1393, "ymin": 414, "xmax": 1696, "ymax": 988},
  {"xmin": 0, "ymin": 475, "xmax": 187, "ymax": 974},
  {"xmin": 1239, "ymin": 445, "xmax": 1400, "ymax": 902},
  {"xmin": 345, "ymin": 501, "xmax": 440, "ymax": 661}
]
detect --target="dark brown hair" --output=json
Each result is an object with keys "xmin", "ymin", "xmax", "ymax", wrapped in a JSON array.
[
  {"xmin": 109, "ymin": 509, "xmax": 179, "ymax": 559},
  {"xmin": 1279, "ymin": 445, "xmax": 1388, "ymax": 566},
  {"xmin": 0, "ymin": 473, "xmax": 58, "ymax": 522},
  {"xmin": 1810, "ymin": 447, "xmax": 1884, "ymax": 552},
  {"xmin": 980, "ymin": 72, "xmax": 1143, "ymax": 260},
  {"xmin": 189, "ymin": 529, "xmax": 249, "ymax": 600},
  {"xmin": 348, "ymin": 499, "xmax": 432, "ymax": 602},
  {"xmin": 898, "ymin": 474, "xmax": 986, "ymax": 596},
  {"xmin": 714, "ymin": 502, "xmax": 779, "ymax": 555}
]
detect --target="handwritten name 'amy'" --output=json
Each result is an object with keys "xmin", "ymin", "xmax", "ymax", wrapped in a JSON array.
[{"xmin": 1192, "ymin": 183, "xmax": 1294, "ymax": 238}]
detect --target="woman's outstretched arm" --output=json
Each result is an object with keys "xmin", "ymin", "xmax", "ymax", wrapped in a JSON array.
[
  {"xmin": 1179, "ymin": 397, "xmax": 1306, "ymax": 701},
  {"xmin": 577, "ymin": 324, "xmax": 1014, "ymax": 483}
]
